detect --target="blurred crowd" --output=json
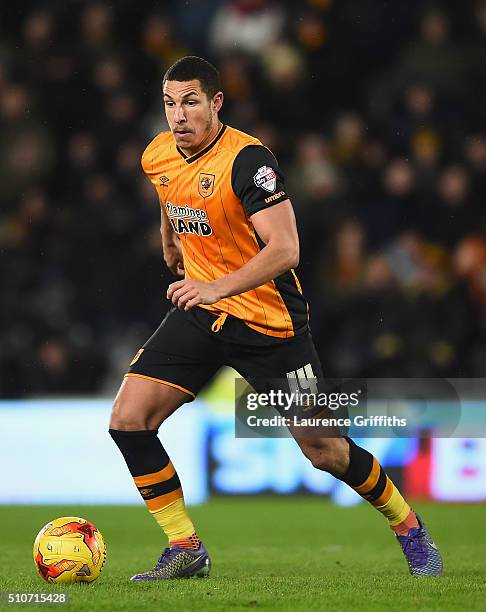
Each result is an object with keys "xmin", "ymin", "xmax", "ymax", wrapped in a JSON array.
[{"xmin": 1, "ymin": 0, "xmax": 486, "ymax": 396}]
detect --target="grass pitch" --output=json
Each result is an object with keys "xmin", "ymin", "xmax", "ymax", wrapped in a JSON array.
[{"xmin": 0, "ymin": 498, "xmax": 484, "ymax": 611}]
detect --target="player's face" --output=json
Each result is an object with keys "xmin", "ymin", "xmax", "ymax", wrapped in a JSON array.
[{"xmin": 163, "ymin": 79, "xmax": 223, "ymax": 155}]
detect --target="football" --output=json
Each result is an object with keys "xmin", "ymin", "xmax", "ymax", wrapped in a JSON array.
[{"xmin": 33, "ymin": 517, "xmax": 106, "ymax": 584}]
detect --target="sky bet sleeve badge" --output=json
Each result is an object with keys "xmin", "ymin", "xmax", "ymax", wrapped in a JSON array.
[
  {"xmin": 253, "ymin": 165, "xmax": 277, "ymax": 193},
  {"xmin": 198, "ymin": 173, "xmax": 215, "ymax": 198}
]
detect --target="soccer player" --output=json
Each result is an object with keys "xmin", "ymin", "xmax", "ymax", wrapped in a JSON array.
[{"xmin": 109, "ymin": 56, "xmax": 443, "ymax": 580}]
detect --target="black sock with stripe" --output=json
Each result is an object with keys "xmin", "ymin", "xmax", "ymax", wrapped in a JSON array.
[
  {"xmin": 109, "ymin": 428, "xmax": 198, "ymax": 546},
  {"xmin": 108, "ymin": 428, "xmax": 169, "ymax": 477},
  {"xmin": 337, "ymin": 437, "xmax": 413, "ymax": 527}
]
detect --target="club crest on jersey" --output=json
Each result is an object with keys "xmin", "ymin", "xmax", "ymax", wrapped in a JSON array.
[
  {"xmin": 198, "ymin": 173, "xmax": 215, "ymax": 198},
  {"xmin": 253, "ymin": 165, "xmax": 277, "ymax": 193}
]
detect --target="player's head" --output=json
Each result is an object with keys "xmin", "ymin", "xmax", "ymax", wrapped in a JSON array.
[{"xmin": 162, "ymin": 56, "xmax": 223, "ymax": 154}]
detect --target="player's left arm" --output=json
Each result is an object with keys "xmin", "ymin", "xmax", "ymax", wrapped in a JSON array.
[{"xmin": 167, "ymin": 145, "xmax": 297, "ymax": 310}]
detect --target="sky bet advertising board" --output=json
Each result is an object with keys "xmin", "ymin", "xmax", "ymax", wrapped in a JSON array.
[{"xmin": 1, "ymin": 399, "xmax": 485, "ymax": 506}]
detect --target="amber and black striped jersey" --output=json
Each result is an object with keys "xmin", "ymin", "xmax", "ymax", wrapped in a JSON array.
[{"xmin": 141, "ymin": 124, "xmax": 308, "ymax": 339}]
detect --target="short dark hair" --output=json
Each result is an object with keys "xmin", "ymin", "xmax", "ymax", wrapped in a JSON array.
[{"xmin": 163, "ymin": 56, "xmax": 221, "ymax": 99}]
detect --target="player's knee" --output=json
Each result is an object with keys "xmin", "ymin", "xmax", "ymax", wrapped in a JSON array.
[
  {"xmin": 109, "ymin": 395, "xmax": 151, "ymax": 431},
  {"xmin": 303, "ymin": 439, "xmax": 349, "ymax": 475},
  {"xmin": 307, "ymin": 446, "xmax": 335, "ymax": 472}
]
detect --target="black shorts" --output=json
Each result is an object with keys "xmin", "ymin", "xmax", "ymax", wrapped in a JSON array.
[{"xmin": 127, "ymin": 306, "xmax": 325, "ymax": 414}]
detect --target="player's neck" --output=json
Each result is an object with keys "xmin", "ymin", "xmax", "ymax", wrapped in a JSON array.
[{"xmin": 178, "ymin": 120, "xmax": 223, "ymax": 158}]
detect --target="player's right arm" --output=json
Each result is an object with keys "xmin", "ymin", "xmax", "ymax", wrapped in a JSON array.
[
  {"xmin": 141, "ymin": 134, "xmax": 185, "ymax": 277},
  {"xmin": 160, "ymin": 199, "xmax": 184, "ymax": 277}
]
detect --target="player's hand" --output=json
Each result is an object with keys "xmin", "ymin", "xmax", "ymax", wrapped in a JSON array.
[
  {"xmin": 164, "ymin": 243, "xmax": 184, "ymax": 276},
  {"xmin": 167, "ymin": 279, "xmax": 222, "ymax": 310}
]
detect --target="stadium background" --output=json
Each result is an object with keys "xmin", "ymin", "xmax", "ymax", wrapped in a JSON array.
[{"xmin": 1, "ymin": 0, "xmax": 486, "ymax": 508}]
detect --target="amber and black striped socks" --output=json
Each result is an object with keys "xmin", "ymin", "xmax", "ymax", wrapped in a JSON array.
[
  {"xmin": 109, "ymin": 429, "xmax": 201, "ymax": 549},
  {"xmin": 339, "ymin": 437, "xmax": 419, "ymax": 534}
]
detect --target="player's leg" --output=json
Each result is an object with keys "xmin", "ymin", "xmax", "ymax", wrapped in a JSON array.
[
  {"xmin": 109, "ymin": 376, "xmax": 199, "ymax": 548},
  {"xmin": 109, "ymin": 307, "xmax": 223, "ymax": 580},
  {"xmin": 292, "ymin": 433, "xmax": 443, "ymax": 575},
  {"xmin": 292, "ymin": 433, "xmax": 417, "ymax": 532},
  {"xmin": 231, "ymin": 332, "xmax": 443, "ymax": 576}
]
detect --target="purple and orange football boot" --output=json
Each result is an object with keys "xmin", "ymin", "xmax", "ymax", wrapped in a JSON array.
[
  {"xmin": 395, "ymin": 514, "xmax": 443, "ymax": 576},
  {"xmin": 130, "ymin": 543, "xmax": 211, "ymax": 581}
]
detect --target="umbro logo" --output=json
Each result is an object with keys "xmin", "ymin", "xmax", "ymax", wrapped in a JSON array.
[{"xmin": 159, "ymin": 175, "xmax": 170, "ymax": 186}]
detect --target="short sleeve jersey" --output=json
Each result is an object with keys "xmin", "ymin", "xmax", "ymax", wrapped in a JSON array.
[{"xmin": 141, "ymin": 124, "xmax": 308, "ymax": 339}]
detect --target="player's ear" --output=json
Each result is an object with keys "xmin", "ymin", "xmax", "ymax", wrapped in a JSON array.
[{"xmin": 212, "ymin": 91, "xmax": 224, "ymax": 113}]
